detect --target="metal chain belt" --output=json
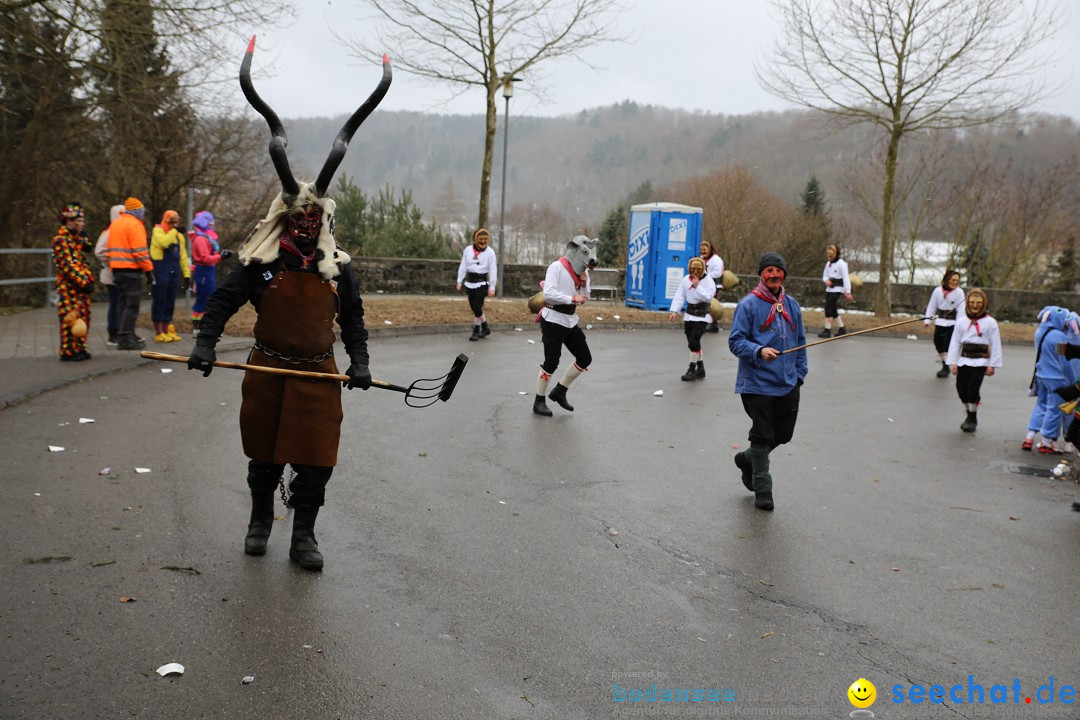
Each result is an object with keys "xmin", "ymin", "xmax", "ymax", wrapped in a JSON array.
[
  {"xmin": 254, "ymin": 341, "xmax": 334, "ymax": 365},
  {"xmin": 279, "ymin": 468, "xmax": 294, "ymax": 508}
]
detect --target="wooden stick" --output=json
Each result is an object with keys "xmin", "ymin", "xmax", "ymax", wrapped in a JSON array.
[
  {"xmin": 140, "ymin": 350, "xmax": 402, "ymax": 391},
  {"xmin": 780, "ymin": 316, "xmax": 932, "ymax": 354}
]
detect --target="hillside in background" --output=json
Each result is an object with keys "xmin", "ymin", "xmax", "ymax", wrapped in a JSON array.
[{"xmin": 281, "ymin": 104, "xmax": 1078, "ymax": 239}]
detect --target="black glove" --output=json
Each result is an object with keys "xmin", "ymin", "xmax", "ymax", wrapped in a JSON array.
[
  {"xmin": 220, "ymin": 249, "xmax": 233, "ymax": 259},
  {"xmin": 1058, "ymin": 342, "xmax": 1080, "ymax": 361},
  {"xmin": 1054, "ymin": 383, "xmax": 1080, "ymax": 402},
  {"xmin": 181, "ymin": 277, "xmax": 190, "ymax": 291},
  {"xmin": 187, "ymin": 344, "xmax": 216, "ymax": 377},
  {"xmin": 176, "ymin": 226, "xmax": 186, "ymax": 236},
  {"xmin": 344, "ymin": 363, "xmax": 372, "ymax": 390}
]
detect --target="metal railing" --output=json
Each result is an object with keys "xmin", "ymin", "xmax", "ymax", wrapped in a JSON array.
[{"xmin": 0, "ymin": 248, "xmax": 54, "ymax": 287}]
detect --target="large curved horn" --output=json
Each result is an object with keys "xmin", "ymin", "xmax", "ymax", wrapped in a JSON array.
[
  {"xmin": 239, "ymin": 35, "xmax": 300, "ymax": 200},
  {"xmin": 313, "ymin": 54, "xmax": 393, "ymax": 197}
]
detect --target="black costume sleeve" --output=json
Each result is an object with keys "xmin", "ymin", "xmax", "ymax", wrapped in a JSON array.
[
  {"xmin": 337, "ymin": 260, "xmax": 369, "ymax": 366},
  {"xmin": 195, "ymin": 262, "xmax": 254, "ymax": 349}
]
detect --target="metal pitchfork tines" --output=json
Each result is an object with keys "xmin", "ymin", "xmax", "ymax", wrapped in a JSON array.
[{"xmin": 141, "ymin": 352, "xmax": 469, "ymax": 408}]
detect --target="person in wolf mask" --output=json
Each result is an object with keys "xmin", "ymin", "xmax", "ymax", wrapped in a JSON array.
[
  {"xmin": 728, "ymin": 252, "xmax": 807, "ymax": 512},
  {"xmin": 945, "ymin": 288, "xmax": 1002, "ymax": 433},
  {"xmin": 455, "ymin": 227, "xmax": 497, "ymax": 340},
  {"xmin": 669, "ymin": 256, "xmax": 716, "ymax": 380},
  {"xmin": 532, "ymin": 235, "xmax": 599, "ymax": 416},
  {"xmin": 186, "ymin": 37, "xmax": 390, "ymax": 571}
]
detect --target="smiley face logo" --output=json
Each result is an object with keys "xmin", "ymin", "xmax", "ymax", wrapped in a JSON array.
[{"xmin": 847, "ymin": 678, "xmax": 876, "ymax": 708}]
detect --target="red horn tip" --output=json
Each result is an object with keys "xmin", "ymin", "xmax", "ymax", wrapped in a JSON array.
[
  {"xmin": 247, "ymin": 35, "xmax": 256, "ymax": 53},
  {"xmin": 382, "ymin": 53, "xmax": 390, "ymax": 64}
]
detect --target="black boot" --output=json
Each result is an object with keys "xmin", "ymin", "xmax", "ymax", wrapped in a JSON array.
[
  {"xmin": 936, "ymin": 361, "xmax": 950, "ymax": 378},
  {"xmin": 960, "ymin": 411, "xmax": 978, "ymax": 433},
  {"xmin": 532, "ymin": 394, "xmax": 553, "ymax": 416},
  {"xmin": 289, "ymin": 507, "xmax": 324, "ymax": 571},
  {"xmin": 817, "ymin": 328, "xmax": 831, "ymax": 338},
  {"xmin": 836, "ymin": 326, "xmax": 847, "ymax": 336},
  {"xmin": 705, "ymin": 321, "xmax": 720, "ymax": 334},
  {"xmin": 695, "ymin": 361, "xmax": 705, "ymax": 379},
  {"xmin": 681, "ymin": 363, "xmax": 697, "ymax": 381},
  {"xmin": 733, "ymin": 452, "xmax": 754, "ymax": 492},
  {"xmin": 549, "ymin": 383, "xmax": 574, "ymax": 411},
  {"xmin": 244, "ymin": 492, "xmax": 275, "ymax": 556},
  {"xmin": 481, "ymin": 321, "xmax": 491, "ymax": 338},
  {"xmin": 469, "ymin": 325, "xmax": 481, "ymax": 341},
  {"xmin": 754, "ymin": 492, "xmax": 775, "ymax": 511}
]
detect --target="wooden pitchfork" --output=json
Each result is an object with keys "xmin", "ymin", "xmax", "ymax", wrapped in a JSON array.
[
  {"xmin": 780, "ymin": 316, "xmax": 933, "ymax": 354},
  {"xmin": 142, "ymin": 351, "xmax": 469, "ymax": 408}
]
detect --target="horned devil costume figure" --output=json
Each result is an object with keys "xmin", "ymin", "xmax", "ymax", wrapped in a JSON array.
[
  {"xmin": 187, "ymin": 37, "xmax": 390, "ymax": 571},
  {"xmin": 533, "ymin": 236, "xmax": 599, "ymax": 416},
  {"xmin": 455, "ymin": 227, "xmax": 497, "ymax": 340}
]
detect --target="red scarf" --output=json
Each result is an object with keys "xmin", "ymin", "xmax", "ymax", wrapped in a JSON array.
[
  {"xmin": 279, "ymin": 235, "xmax": 317, "ymax": 268},
  {"xmin": 559, "ymin": 257, "xmax": 585, "ymax": 290},
  {"xmin": 472, "ymin": 244, "xmax": 484, "ymax": 259},
  {"xmin": 750, "ymin": 280, "xmax": 794, "ymax": 329}
]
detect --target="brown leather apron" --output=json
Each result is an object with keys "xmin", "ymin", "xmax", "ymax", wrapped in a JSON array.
[{"xmin": 239, "ymin": 266, "xmax": 343, "ymax": 466}]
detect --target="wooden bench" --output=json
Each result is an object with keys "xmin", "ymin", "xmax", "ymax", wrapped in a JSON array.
[{"xmin": 589, "ymin": 268, "xmax": 621, "ymax": 302}]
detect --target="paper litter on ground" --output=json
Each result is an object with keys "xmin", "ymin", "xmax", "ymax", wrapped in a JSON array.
[
  {"xmin": 135, "ymin": 467, "xmax": 152, "ymax": 473},
  {"xmin": 160, "ymin": 368, "xmax": 173, "ymax": 374},
  {"xmin": 79, "ymin": 417, "xmax": 95, "ymax": 423},
  {"xmin": 156, "ymin": 663, "xmax": 184, "ymax": 676},
  {"xmin": 48, "ymin": 445, "xmax": 64, "ymax": 452}
]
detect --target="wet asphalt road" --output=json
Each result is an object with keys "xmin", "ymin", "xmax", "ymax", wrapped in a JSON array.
[{"xmin": 2, "ymin": 327, "xmax": 1078, "ymax": 719}]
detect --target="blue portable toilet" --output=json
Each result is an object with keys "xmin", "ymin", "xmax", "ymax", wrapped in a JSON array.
[{"xmin": 625, "ymin": 202, "xmax": 703, "ymax": 311}]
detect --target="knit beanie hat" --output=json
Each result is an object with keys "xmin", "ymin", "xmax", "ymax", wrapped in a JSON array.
[
  {"xmin": 59, "ymin": 202, "xmax": 84, "ymax": 222},
  {"xmin": 192, "ymin": 211, "xmax": 215, "ymax": 231},
  {"xmin": 758, "ymin": 251, "xmax": 787, "ymax": 275},
  {"xmin": 160, "ymin": 210, "xmax": 180, "ymax": 227},
  {"xmin": 124, "ymin": 197, "xmax": 144, "ymax": 211}
]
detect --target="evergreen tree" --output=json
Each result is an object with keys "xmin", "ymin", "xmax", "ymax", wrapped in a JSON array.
[
  {"xmin": 334, "ymin": 177, "xmax": 454, "ymax": 259},
  {"xmin": 801, "ymin": 175, "xmax": 825, "ymax": 216},
  {"xmin": 1051, "ymin": 236, "xmax": 1078, "ymax": 292}
]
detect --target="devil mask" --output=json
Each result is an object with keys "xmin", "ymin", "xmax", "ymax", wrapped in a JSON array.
[{"xmin": 235, "ymin": 36, "xmax": 391, "ymax": 279}]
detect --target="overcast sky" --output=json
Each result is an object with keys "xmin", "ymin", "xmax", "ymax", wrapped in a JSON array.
[{"xmin": 240, "ymin": 0, "xmax": 1080, "ymax": 121}]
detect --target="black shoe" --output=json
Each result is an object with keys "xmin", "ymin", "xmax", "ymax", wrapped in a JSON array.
[
  {"xmin": 106, "ymin": 336, "xmax": 119, "ymax": 346},
  {"xmin": 681, "ymin": 363, "xmax": 697, "ymax": 381},
  {"xmin": 960, "ymin": 411, "xmax": 978, "ymax": 433},
  {"xmin": 481, "ymin": 321, "xmax": 491, "ymax": 338},
  {"xmin": 549, "ymin": 383, "xmax": 574, "ymax": 411},
  {"xmin": 469, "ymin": 326, "xmax": 481, "ymax": 341},
  {"xmin": 695, "ymin": 361, "xmax": 705, "ymax": 379},
  {"xmin": 705, "ymin": 322, "xmax": 720, "ymax": 334},
  {"xmin": 734, "ymin": 452, "xmax": 754, "ymax": 492},
  {"xmin": 754, "ymin": 492, "xmax": 774, "ymax": 511},
  {"xmin": 532, "ymin": 394, "xmax": 553, "ymax": 416},
  {"xmin": 836, "ymin": 326, "xmax": 847, "ymax": 336},
  {"xmin": 817, "ymin": 329, "xmax": 831, "ymax": 338},
  {"xmin": 936, "ymin": 363, "xmax": 950, "ymax": 378},
  {"xmin": 73, "ymin": 350, "xmax": 91, "ymax": 361},
  {"xmin": 244, "ymin": 493, "xmax": 275, "ymax": 556},
  {"xmin": 60, "ymin": 354, "xmax": 76, "ymax": 362},
  {"xmin": 1072, "ymin": 501, "xmax": 1080, "ymax": 512},
  {"xmin": 116, "ymin": 339, "xmax": 146, "ymax": 351},
  {"xmin": 289, "ymin": 507, "xmax": 323, "ymax": 571}
]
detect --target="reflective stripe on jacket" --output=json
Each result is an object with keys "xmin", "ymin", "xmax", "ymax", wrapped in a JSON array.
[{"xmin": 106, "ymin": 213, "xmax": 153, "ymax": 272}]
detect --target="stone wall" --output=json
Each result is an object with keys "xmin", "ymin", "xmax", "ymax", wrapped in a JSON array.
[{"xmin": 356, "ymin": 257, "xmax": 1076, "ymax": 323}]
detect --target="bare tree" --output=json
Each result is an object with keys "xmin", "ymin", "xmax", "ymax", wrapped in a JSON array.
[
  {"xmin": 758, "ymin": 0, "xmax": 1062, "ymax": 316},
  {"xmin": 340, "ymin": 0, "xmax": 628, "ymax": 228}
]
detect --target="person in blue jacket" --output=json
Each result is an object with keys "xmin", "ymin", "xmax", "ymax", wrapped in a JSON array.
[
  {"xmin": 1023, "ymin": 305, "xmax": 1072, "ymax": 453},
  {"xmin": 728, "ymin": 252, "xmax": 808, "ymax": 511}
]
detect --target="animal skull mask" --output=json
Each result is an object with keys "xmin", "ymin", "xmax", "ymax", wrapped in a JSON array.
[{"xmin": 564, "ymin": 235, "xmax": 599, "ymax": 275}]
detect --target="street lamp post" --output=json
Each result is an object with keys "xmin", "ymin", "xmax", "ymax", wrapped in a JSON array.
[{"xmin": 496, "ymin": 75, "xmax": 521, "ymax": 298}]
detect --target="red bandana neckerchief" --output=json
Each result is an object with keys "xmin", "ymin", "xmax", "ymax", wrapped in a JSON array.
[
  {"xmin": 472, "ymin": 244, "xmax": 485, "ymax": 259},
  {"xmin": 967, "ymin": 307, "xmax": 988, "ymax": 336},
  {"xmin": 559, "ymin": 257, "xmax": 585, "ymax": 290},
  {"xmin": 751, "ymin": 280, "xmax": 794, "ymax": 330},
  {"xmin": 279, "ymin": 235, "xmax": 317, "ymax": 268}
]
